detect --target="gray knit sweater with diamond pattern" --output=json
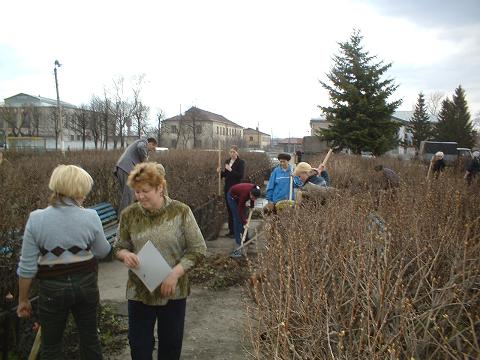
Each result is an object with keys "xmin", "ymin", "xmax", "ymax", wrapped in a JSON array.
[{"xmin": 17, "ymin": 198, "xmax": 111, "ymax": 278}]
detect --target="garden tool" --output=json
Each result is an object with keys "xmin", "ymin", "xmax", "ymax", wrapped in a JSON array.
[
  {"xmin": 229, "ymin": 209, "xmax": 253, "ymax": 258},
  {"xmin": 320, "ymin": 148, "xmax": 333, "ymax": 167},
  {"xmin": 217, "ymin": 141, "xmax": 222, "ymax": 196},
  {"xmin": 240, "ymin": 208, "xmax": 254, "ymax": 247},
  {"xmin": 426, "ymin": 155, "xmax": 434, "ymax": 179},
  {"xmin": 232, "ymin": 230, "xmax": 265, "ymax": 253},
  {"xmin": 28, "ymin": 325, "xmax": 41, "ymax": 360}
]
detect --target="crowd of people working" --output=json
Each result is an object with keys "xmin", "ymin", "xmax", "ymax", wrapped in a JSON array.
[{"xmin": 12, "ymin": 139, "xmax": 480, "ymax": 360}]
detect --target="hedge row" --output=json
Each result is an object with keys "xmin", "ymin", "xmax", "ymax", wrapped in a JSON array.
[{"xmin": 247, "ymin": 155, "xmax": 480, "ymax": 359}]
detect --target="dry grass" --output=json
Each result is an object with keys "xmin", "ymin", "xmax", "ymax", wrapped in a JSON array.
[{"xmin": 246, "ymin": 155, "xmax": 480, "ymax": 359}]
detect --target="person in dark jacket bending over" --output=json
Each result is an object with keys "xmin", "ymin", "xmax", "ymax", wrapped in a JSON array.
[
  {"xmin": 374, "ymin": 164, "xmax": 400, "ymax": 189},
  {"xmin": 464, "ymin": 151, "xmax": 480, "ymax": 185},
  {"xmin": 227, "ymin": 183, "xmax": 261, "ymax": 248},
  {"xmin": 217, "ymin": 145, "xmax": 245, "ymax": 237},
  {"xmin": 115, "ymin": 137, "xmax": 157, "ymax": 214},
  {"xmin": 431, "ymin": 151, "xmax": 446, "ymax": 179},
  {"xmin": 294, "ymin": 162, "xmax": 330, "ymax": 188}
]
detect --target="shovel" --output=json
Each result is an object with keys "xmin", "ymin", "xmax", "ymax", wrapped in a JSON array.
[
  {"xmin": 230, "ymin": 209, "xmax": 253, "ymax": 257},
  {"xmin": 240, "ymin": 209, "xmax": 254, "ymax": 247},
  {"xmin": 232, "ymin": 230, "xmax": 265, "ymax": 253}
]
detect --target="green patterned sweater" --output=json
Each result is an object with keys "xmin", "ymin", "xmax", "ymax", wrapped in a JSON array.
[{"xmin": 114, "ymin": 196, "xmax": 207, "ymax": 305}]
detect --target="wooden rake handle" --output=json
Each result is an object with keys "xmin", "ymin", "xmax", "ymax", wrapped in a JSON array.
[
  {"xmin": 240, "ymin": 209, "xmax": 254, "ymax": 246},
  {"xmin": 29, "ymin": 326, "xmax": 42, "ymax": 360},
  {"xmin": 320, "ymin": 148, "xmax": 333, "ymax": 167}
]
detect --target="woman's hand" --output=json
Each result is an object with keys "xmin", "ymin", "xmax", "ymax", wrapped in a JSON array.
[
  {"xmin": 119, "ymin": 250, "xmax": 140, "ymax": 269},
  {"xmin": 160, "ymin": 264, "xmax": 185, "ymax": 297},
  {"xmin": 160, "ymin": 273, "xmax": 179, "ymax": 297},
  {"xmin": 17, "ymin": 299, "xmax": 32, "ymax": 318},
  {"xmin": 225, "ymin": 164, "xmax": 232, "ymax": 172}
]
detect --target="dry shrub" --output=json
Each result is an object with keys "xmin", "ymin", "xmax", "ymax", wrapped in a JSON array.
[
  {"xmin": 0, "ymin": 149, "xmax": 270, "ymax": 307},
  {"xmin": 246, "ymin": 156, "xmax": 480, "ymax": 359}
]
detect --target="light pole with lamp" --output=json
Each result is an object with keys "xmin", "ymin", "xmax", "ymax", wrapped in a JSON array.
[{"xmin": 53, "ymin": 60, "xmax": 64, "ymax": 153}]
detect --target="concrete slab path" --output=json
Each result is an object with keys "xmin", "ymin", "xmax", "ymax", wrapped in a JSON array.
[{"xmin": 98, "ymin": 219, "xmax": 264, "ymax": 360}]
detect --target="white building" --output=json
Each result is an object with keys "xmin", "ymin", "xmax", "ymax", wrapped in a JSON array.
[{"xmin": 161, "ymin": 107, "xmax": 244, "ymax": 149}]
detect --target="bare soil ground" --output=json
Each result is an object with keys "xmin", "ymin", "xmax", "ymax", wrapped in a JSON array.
[{"xmin": 98, "ymin": 219, "xmax": 264, "ymax": 360}]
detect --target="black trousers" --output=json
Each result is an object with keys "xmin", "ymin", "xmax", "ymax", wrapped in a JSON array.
[
  {"xmin": 39, "ymin": 272, "xmax": 102, "ymax": 360},
  {"xmin": 224, "ymin": 189, "xmax": 234, "ymax": 233},
  {"xmin": 128, "ymin": 299, "xmax": 186, "ymax": 360}
]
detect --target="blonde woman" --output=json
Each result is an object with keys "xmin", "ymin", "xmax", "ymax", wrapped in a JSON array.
[
  {"xmin": 17, "ymin": 165, "xmax": 111, "ymax": 359},
  {"xmin": 115, "ymin": 162, "xmax": 206, "ymax": 360}
]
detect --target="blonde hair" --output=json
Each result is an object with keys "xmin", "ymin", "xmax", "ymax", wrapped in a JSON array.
[
  {"xmin": 127, "ymin": 162, "xmax": 167, "ymax": 192},
  {"xmin": 48, "ymin": 165, "xmax": 93, "ymax": 206}
]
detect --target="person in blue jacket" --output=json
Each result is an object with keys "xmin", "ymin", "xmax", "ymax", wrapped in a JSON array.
[{"xmin": 265, "ymin": 153, "xmax": 302, "ymax": 212}]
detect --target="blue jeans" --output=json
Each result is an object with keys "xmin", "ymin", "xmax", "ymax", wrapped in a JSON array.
[
  {"xmin": 38, "ymin": 271, "xmax": 102, "ymax": 360},
  {"xmin": 226, "ymin": 191, "xmax": 244, "ymax": 245},
  {"xmin": 128, "ymin": 299, "xmax": 186, "ymax": 360}
]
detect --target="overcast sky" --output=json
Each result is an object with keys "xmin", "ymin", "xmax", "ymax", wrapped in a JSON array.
[{"xmin": 1, "ymin": 0, "xmax": 479, "ymax": 138}]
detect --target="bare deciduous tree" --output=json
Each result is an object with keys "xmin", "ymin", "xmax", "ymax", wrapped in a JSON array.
[
  {"xmin": 107, "ymin": 74, "xmax": 147, "ymax": 148},
  {"xmin": 155, "ymin": 109, "xmax": 165, "ymax": 144},
  {"xmin": 175, "ymin": 109, "xmax": 203, "ymax": 149},
  {"xmin": 70, "ymin": 105, "xmax": 90, "ymax": 150},
  {"xmin": 0, "ymin": 106, "xmax": 29, "ymax": 137},
  {"xmin": 88, "ymin": 96, "xmax": 104, "ymax": 149},
  {"xmin": 473, "ymin": 111, "xmax": 480, "ymax": 131},
  {"xmin": 427, "ymin": 91, "xmax": 445, "ymax": 118},
  {"xmin": 47, "ymin": 107, "xmax": 61, "ymax": 149},
  {"xmin": 132, "ymin": 101, "xmax": 150, "ymax": 137},
  {"xmin": 28, "ymin": 105, "xmax": 42, "ymax": 137}
]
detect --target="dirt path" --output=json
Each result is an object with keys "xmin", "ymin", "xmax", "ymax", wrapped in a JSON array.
[{"xmin": 98, "ymin": 219, "xmax": 263, "ymax": 359}]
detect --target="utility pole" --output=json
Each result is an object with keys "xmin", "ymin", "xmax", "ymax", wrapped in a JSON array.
[
  {"xmin": 54, "ymin": 60, "xmax": 64, "ymax": 154},
  {"xmin": 257, "ymin": 121, "xmax": 260, "ymax": 149},
  {"xmin": 288, "ymin": 130, "xmax": 291, "ymax": 153}
]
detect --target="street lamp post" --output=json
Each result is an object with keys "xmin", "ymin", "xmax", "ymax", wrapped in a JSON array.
[{"xmin": 54, "ymin": 60, "xmax": 64, "ymax": 153}]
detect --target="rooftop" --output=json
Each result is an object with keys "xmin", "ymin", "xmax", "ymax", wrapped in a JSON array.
[
  {"xmin": 243, "ymin": 127, "xmax": 270, "ymax": 136},
  {"xmin": 4, "ymin": 93, "xmax": 77, "ymax": 109},
  {"xmin": 164, "ymin": 106, "xmax": 243, "ymax": 128}
]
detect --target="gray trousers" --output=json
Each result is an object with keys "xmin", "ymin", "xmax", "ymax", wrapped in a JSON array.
[{"xmin": 115, "ymin": 167, "xmax": 134, "ymax": 214}]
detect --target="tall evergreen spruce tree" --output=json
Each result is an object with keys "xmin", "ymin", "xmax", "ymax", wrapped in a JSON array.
[
  {"xmin": 319, "ymin": 30, "xmax": 402, "ymax": 155},
  {"xmin": 435, "ymin": 85, "xmax": 476, "ymax": 148},
  {"xmin": 409, "ymin": 92, "xmax": 433, "ymax": 149}
]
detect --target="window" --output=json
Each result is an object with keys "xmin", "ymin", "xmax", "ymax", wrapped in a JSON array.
[
  {"xmin": 70, "ymin": 135, "xmax": 75, "ymax": 141},
  {"xmin": 216, "ymin": 126, "xmax": 219, "ymax": 134},
  {"xmin": 171, "ymin": 139, "xmax": 177, "ymax": 147},
  {"xmin": 196, "ymin": 125, "xmax": 202, "ymax": 134},
  {"xmin": 249, "ymin": 136, "xmax": 254, "ymax": 141},
  {"xmin": 171, "ymin": 125, "xmax": 178, "ymax": 134},
  {"xmin": 22, "ymin": 109, "xmax": 31, "ymax": 128}
]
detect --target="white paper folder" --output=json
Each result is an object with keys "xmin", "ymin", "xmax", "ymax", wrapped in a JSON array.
[{"xmin": 131, "ymin": 240, "xmax": 172, "ymax": 293}]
